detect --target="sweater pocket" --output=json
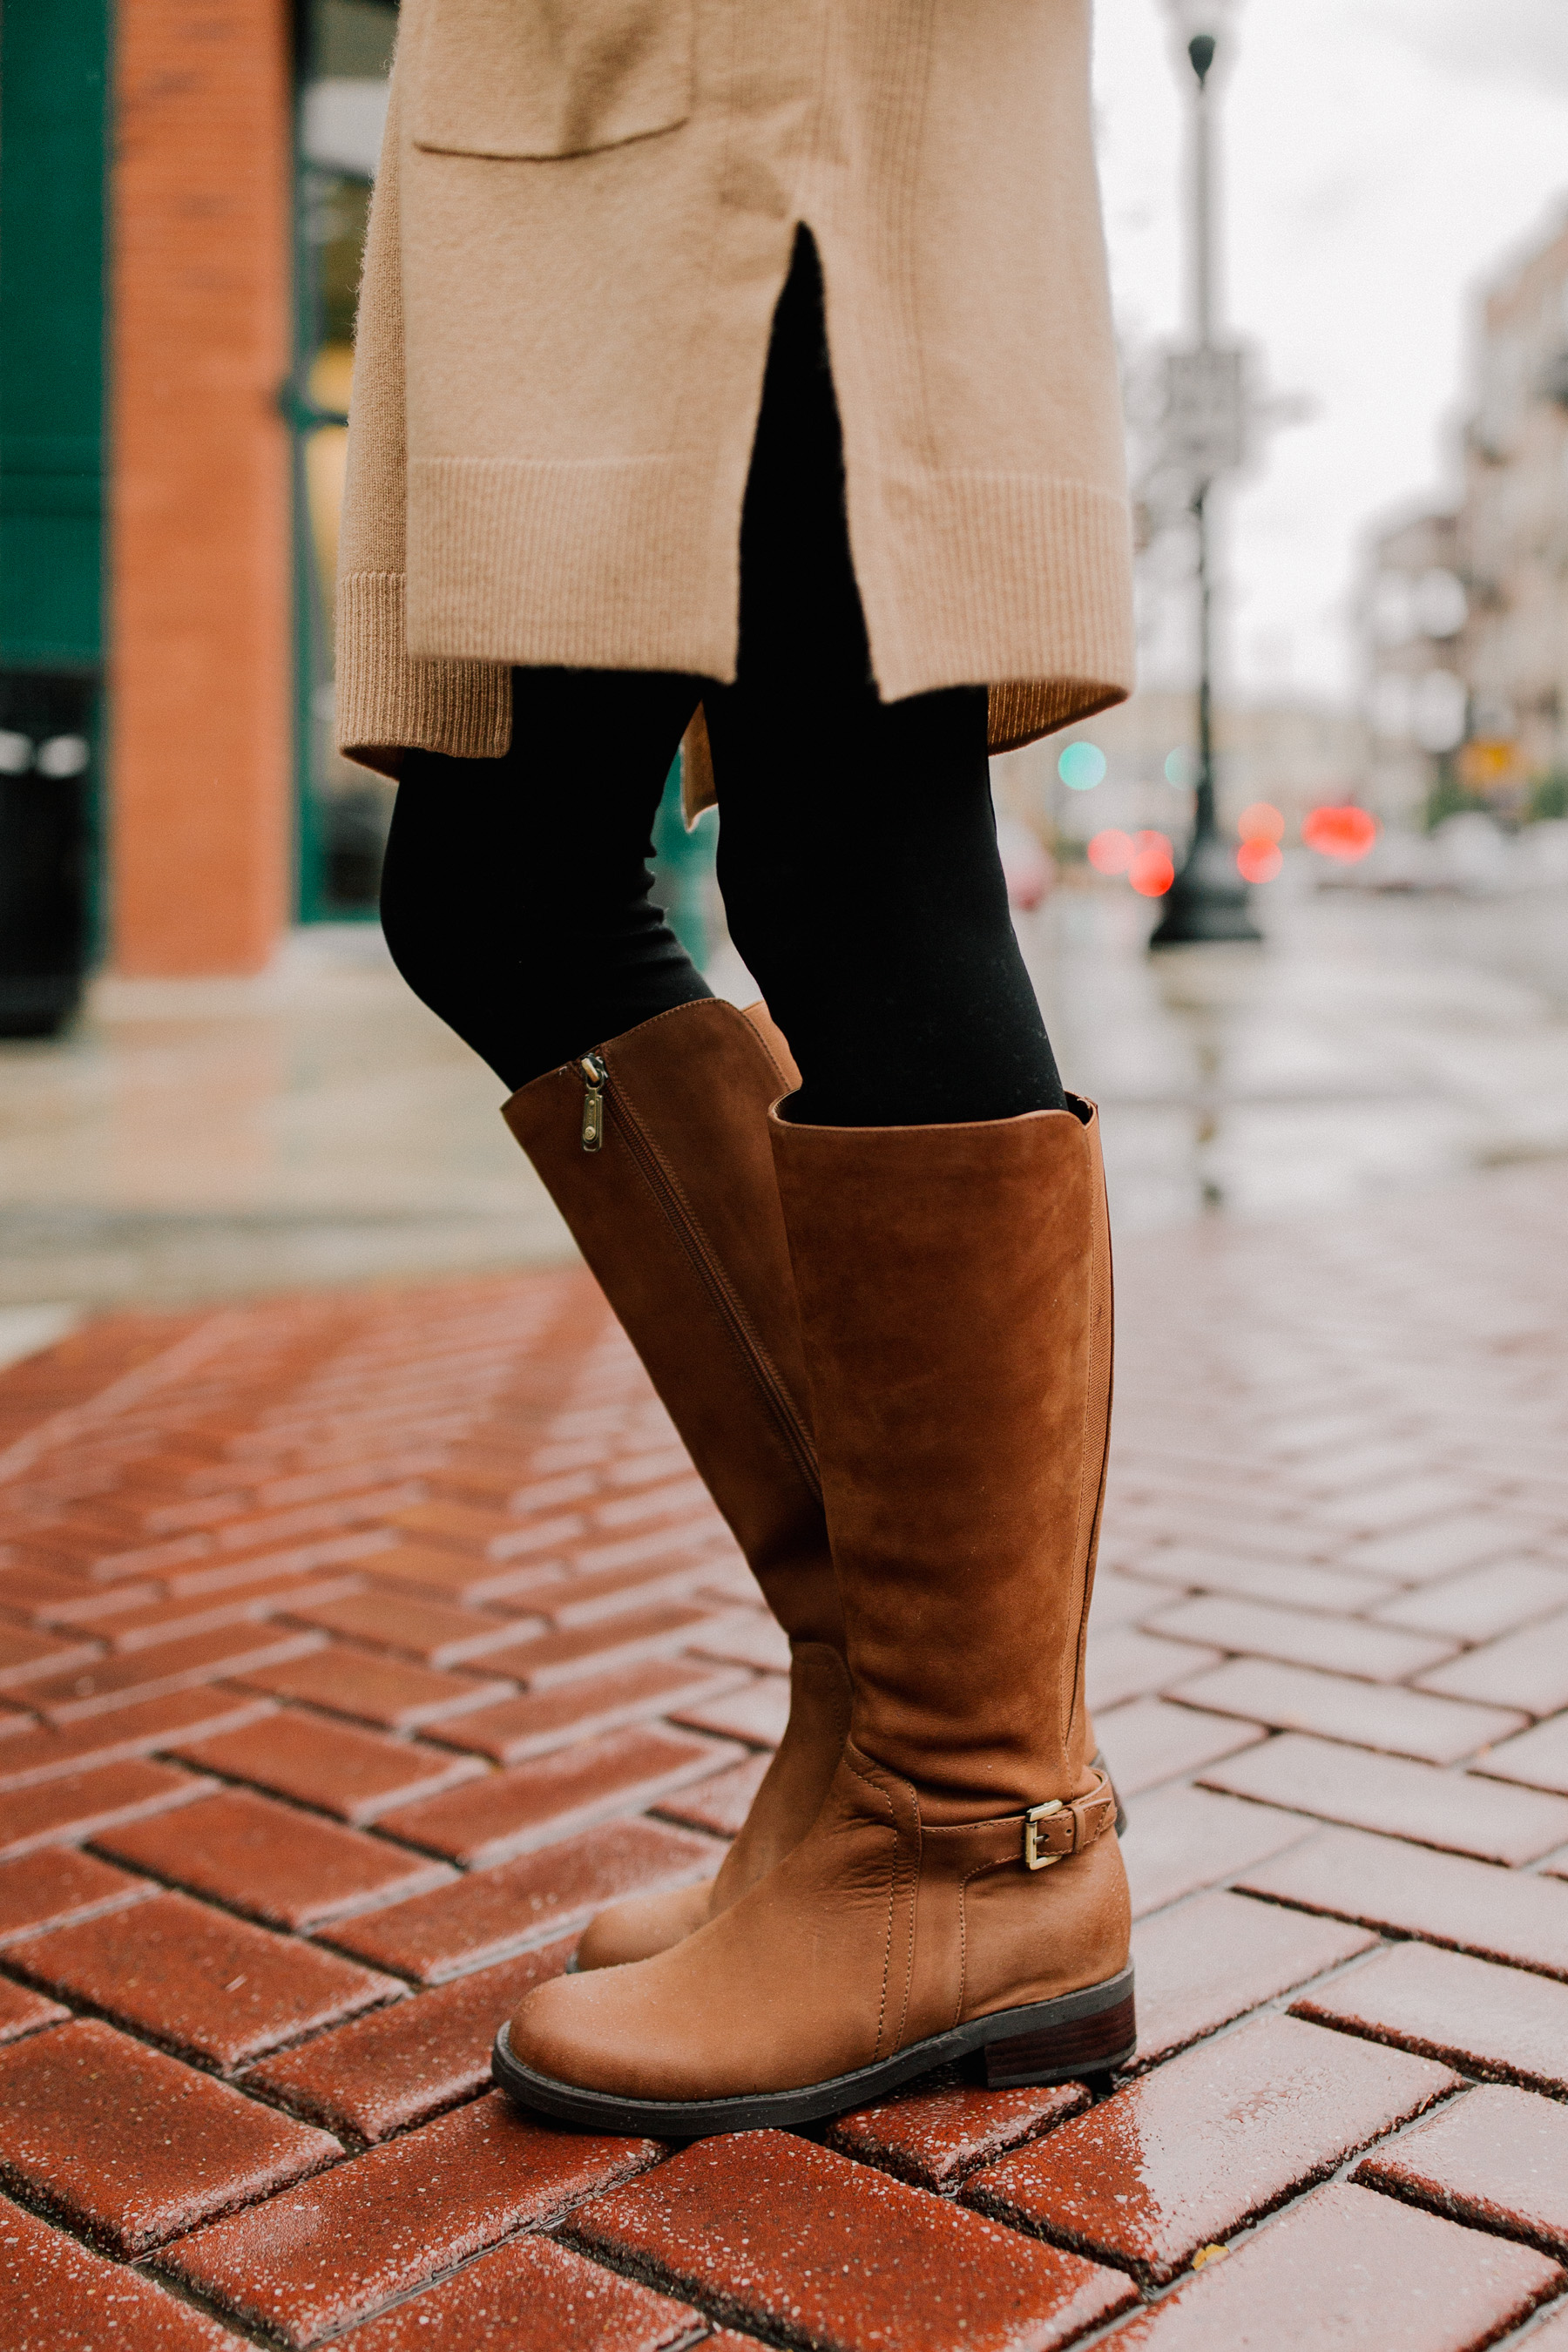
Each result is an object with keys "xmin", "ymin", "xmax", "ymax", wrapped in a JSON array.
[{"xmin": 410, "ymin": 0, "xmax": 693, "ymax": 159}]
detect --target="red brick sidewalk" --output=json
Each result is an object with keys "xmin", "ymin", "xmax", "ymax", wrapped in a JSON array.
[{"xmin": 2, "ymin": 1164, "xmax": 1567, "ymax": 2349}]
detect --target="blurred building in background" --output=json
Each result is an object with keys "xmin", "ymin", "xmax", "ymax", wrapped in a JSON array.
[
  {"xmin": 1362, "ymin": 211, "xmax": 1568, "ymax": 832},
  {"xmin": 1462, "ymin": 215, "xmax": 1568, "ymax": 809},
  {"xmin": 0, "ymin": 0, "xmax": 397, "ymax": 997},
  {"xmin": 1361, "ymin": 508, "xmax": 1470, "ymax": 828}
]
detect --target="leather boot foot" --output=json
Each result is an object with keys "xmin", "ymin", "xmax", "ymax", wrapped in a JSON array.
[
  {"xmin": 493, "ymin": 1964, "xmax": 1134, "ymax": 2135},
  {"xmin": 571, "ymin": 1878, "xmax": 712, "ymax": 1972},
  {"xmin": 571, "ymin": 1642, "xmax": 852, "ymax": 1971},
  {"xmin": 495, "ymin": 1752, "xmax": 1132, "ymax": 2137}
]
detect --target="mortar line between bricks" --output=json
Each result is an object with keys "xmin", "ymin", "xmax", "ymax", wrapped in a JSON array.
[
  {"xmin": 301, "ymin": 1774, "xmax": 744, "ymax": 1879},
  {"xmin": 1240, "ymin": 1713, "xmax": 1568, "ymax": 1777},
  {"xmin": 1114, "ymin": 1576, "xmax": 1396, "ymax": 1622},
  {"xmin": 91, "ymin": 1750, "xmax": 511, "ymax": 1860},
  {"xmin": 1287, "ymin": 1946, "xmax": 1568, "ymax": 2105},
  {"xmin": 196, "ymin": 1682, "xmax": 529, "ymax": 1740},
  {"xmin": 140, "ymin": 2177, "xmax": 678, "ymax": 2350},
  {"xmin": 232, "ymin": 2061, "xmax": 492, "ymax": 2155},
  {"xmin": 73, "ymin": 1827, "xmax": 463, "ymax": 1934},
  {"xmin": 1153, "ymin": 1683, "xmax": 1538, "ymax": 1772},
  {"xmin": 1355, "ymin": 2146, "xmax": 1568, "ymax": 2268},
  {"xmin": 0, "ymin": 2011, "xmax": 66, "ymax": 2056},
  {"xmin": 1179, "ymin": 1763, "xmax": 1568, "ymax": 1871},
  {"xmin": 139, "ymin": 1727, "xmax": 497, "ymax": 1791},
  {"xmin": 1147, "ymin": 1684, "xmax": 1531, "ymax": 1785},
  {"xmin": 130, "ymin": 2258, "xmax": 328, "ymax": 2352},
  {"xmin": 299, "ymin": 2219, "xmax": 713, "ymax": 2352},
  {"xmin": 280, "ymin": 1828, "xmax": 733, "ymax": 1985},
  {"xmin": 551, "ymin": 2219, "xmax": 814, "ymax": 2352},
  {"xmin": 0, "ymin": 1951, "xmax": 406, "ymax": 2078},
  {"xmin": 1491, "ymin": 2288, "xmax": 1568, "ymax": 2351},
  {"xmin": 1027, "ymin": 2078, "xmax": 1502, "ymax": 2342},
  {"xmin": 1227, "ymin": 1836, "xmax": 1568, "ymax": 1917},
  {"xmin": 0, "ymin": 2144, "xmax": 355, "ymax": 2300},
  {"xmin": 1125, "ymin": 1935, "xmax": 1409, "ymax": 2078}
]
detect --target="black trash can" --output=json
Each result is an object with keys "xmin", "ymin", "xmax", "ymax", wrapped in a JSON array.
[{"xmin": 0, "ymin": 671, "xmax": 95, "ymax": 1038}]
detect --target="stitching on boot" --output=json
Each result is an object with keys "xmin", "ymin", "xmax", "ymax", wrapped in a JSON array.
[
  {"xmin": 1059, "ymin": 1159, "xmax": 1103, "ymax": 1758},
  {"xmin": 1059, "ymin": 1287, "xmax": 1093, "ymax": 1746},
  {"xmin": 890, "ymin": 1780, "xmax": 921, "ymax": 2055},
  {"xmin": 956, "ymin": 1855, "xmax": 1017, "ymax": 2029},
  {"xmin": 956, "ymin": 1853, "xmax": 1034, "ymax": 2028},
  {"xmin": 847, "ymin": 1749, "xmax": 902, "ymax": 2061},
  {"xmin": 1071, "ymin": 1203, "xmax": 1115, "ymax": 1759}
]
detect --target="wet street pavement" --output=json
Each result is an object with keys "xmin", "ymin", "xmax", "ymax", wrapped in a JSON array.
[
  {"xmin": 3, "ymin": 873, "xmax": 1565, "ymax": 1321},
  {"xmin": 0, "ymin": 1132, "xmax": 1566, "ymax": 2345},
  {"xmin": 1020, "ymin": 869, "xmax": 1568, "ymax": 1234},
  {"xmin": 0, "ymin": 929, "xmax": 568, "ymax": 1322}
]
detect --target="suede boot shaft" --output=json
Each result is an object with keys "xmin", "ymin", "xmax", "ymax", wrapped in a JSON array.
[
  {"xmin": 503, "ymin": 998, "xmax": 843, "ymax": 1653},
  {"xmin": 500, "ymin": 998, "xmax": 851, "ymax": 1972},
  {"xmin": 768, "ymin": 1098, "xmax": 1112, "ymax": 1817},
  {"xmin": 499, "ymin": 1095, "xmax": 1131, "ymax": 2129}
]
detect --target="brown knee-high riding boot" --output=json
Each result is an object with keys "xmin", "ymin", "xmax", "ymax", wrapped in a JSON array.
[
  {"xmin": 501, "ymin": 1001, "xmax": 851, "ymax": 1969},
  {"xmin": 495, "ymin": 1098, "xmax": 1133, "ymax": 2133}
]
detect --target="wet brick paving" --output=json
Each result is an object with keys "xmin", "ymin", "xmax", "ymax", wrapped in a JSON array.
[{"xmin": 2, "ymin": 1159, "xmax": 1567, "ymax": 2349}]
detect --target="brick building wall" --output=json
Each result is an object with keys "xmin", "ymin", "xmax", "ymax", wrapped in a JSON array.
[{"xmin": 111, "ymin": 0, "xmax": 294, "ymax": 975}]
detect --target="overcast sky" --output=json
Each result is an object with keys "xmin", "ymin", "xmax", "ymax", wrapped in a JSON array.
[{"xmin": 1092, "ymin": 0, "xmax": 1568, "ymax": 707}]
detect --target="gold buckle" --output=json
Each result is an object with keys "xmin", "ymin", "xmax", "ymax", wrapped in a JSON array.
[{"xmin": 1024, "ymin": 1798, "xmax": 1064, "ymax": 1871}]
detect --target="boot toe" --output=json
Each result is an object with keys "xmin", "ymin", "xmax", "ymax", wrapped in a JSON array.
[
  {"xmin": 572, "ymin": 1878, "xmax": 713, "ymax": 1971},
  {"xmin": 506, "ymin": 1963, "xmax": 719, "ymax": 2102}
]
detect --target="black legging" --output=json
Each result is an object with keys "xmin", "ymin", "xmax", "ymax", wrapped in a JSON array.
[{"xmin": 379, "ymin": 232, "xmax": 1064, "ymax": 1127}]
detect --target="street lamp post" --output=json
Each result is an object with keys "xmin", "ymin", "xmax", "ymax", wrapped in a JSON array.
[{"xmin": 1149, "ymin": 5, "xmax": 1260, "ymax": 948}]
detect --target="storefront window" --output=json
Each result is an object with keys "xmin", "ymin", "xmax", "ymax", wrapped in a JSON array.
[{"xmin": 294, "ymin": 0, "xmax": 395, "ymax": 918}]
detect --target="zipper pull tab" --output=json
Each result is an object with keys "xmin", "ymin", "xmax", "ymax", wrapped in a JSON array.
[{"xmin": 578, "ymin": 1053, "xmax": 607, "ymax": 1152}]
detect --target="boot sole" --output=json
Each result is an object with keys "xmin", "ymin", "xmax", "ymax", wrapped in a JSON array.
[{"xmin": 490, "ymin": 1963, "xmax": 1134, "ymax": 2136}]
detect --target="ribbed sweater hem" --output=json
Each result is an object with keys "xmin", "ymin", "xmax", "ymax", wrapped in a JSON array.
[
  {"xmin": 335, "ymin": 571, "xmax": 510, "ymax": 774},
  {"xmin": 856, "ymin": 469, "xmax": 1136, "ymax": 712},
  {"xmin": 405, "ymin": 456, "xmax": 737, "ymax": 678},
  {"xmin": 341, "ymin": 464, "xmax": 1134, "ymax": 770},
  {"xmin": 405, "ymin": 451, "xmax": 1132, "ymax": 678}
]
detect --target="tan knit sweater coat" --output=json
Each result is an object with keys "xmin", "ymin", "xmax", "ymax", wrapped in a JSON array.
[{"xmin": 335, "ymin": 0, "xmax": 1136, "ymax": 808}]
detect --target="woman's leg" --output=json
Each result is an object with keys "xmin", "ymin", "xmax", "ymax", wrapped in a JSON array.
[
  {"xmin": 380, "ymin": 658, "xmax": 848, "ymax": 1978},
  {"xmin": 703, "ymin": 230, "xmax": 1064, "ymax": 1128},
  {"xmin": 379, "ymin": 666, "xmax": 710, "ymax": 1092},
  {"xmin": 499, "ymin": 240, "xmax": 1130, "ymax": 2135}
]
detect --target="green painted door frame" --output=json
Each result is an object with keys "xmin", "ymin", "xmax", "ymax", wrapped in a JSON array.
[
  {"xmin": 0, "ymin": 0, "xmax": 107, "ymax": 672},
  {"xmin": 291, "ymin": 0, "xmax": 396, "ymax": 924},
  {"xmin": 0, "ymin": 0, "xmax": 108, "ymax": 1010}
]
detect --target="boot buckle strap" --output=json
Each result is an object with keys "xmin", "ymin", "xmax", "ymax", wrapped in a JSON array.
[
  {"xmin": 1024, "ymin": 1774, "xmax": 1113, "ymax": 1869},
  {"xmin": 1023, "ymin": 1799, "xmax": 1064, "ymax": 1870}
]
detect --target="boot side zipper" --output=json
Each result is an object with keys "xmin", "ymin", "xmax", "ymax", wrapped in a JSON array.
[
  {"xmin": 575, "ymin": 1051, "xmax": 821, "ymax": 1500},
  {"xmin": 578, "ymin": 1054, "xmax": 607, "ymax": 1152}
]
